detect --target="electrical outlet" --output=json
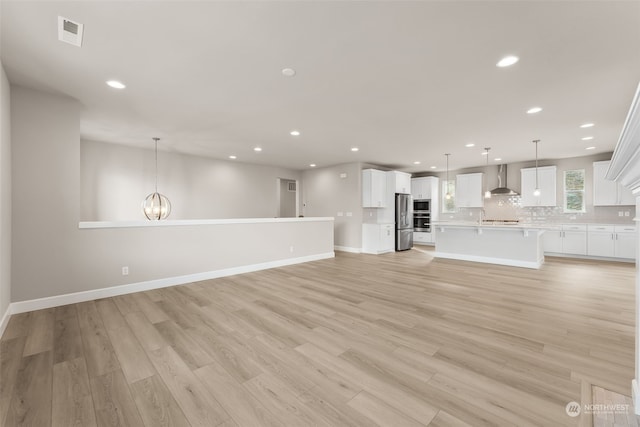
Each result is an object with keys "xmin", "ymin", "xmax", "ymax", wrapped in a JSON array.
[
  {"xmin": 369, "ymin": 212, "xmax": 373, "ymax": 217},
  {"xmin": 346, "ymin": 212, "xmax": 353, "ymax": 217},
  {"xmin": 122, "ymin": 266, "xmax": 129, "ymax": 276},
  {"xmin": 625, "ymin": 211, "xmax": 630, "ymax": 217},
  {"xmin": 619, "ymin": 211, "xmax": 624, "ymax": 217},
  {"xmin": 340, "ymin": 173, "xmax": 347, "ymax": 178},
  {"xmin": 289, "ymin": 246, "xmax": 294, "ymax": 253},
  {"xmin": 337, "ymin": 212, "xmax": 343, "ymax": 217}
]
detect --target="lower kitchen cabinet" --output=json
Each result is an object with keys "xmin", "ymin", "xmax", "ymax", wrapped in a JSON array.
[
  {"xmin": 587, "ymin": 225, "xmax": 636, "ymax": 259},
  {"xmin": 543, "ymin": 225, "xmax": 587, "ymax": 255},
  {"xmin": 362, "ymin": 223, "xmax": 395, "ymax": 254},
  {"xmin": 413, "ymin": 231, "xmax": 434, "ymax": 245},
  {"xmin": 545, "ymin": 223, "xmax": 636, "ymax": 260}
]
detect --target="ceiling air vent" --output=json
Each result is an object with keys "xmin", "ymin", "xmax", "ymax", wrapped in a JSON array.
[{"xmin": 58, "ymin": 16, "xmax": 84, "ymax": 47}]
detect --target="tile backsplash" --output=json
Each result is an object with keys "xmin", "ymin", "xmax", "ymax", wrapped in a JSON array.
[{"xmin": 441, "ymin": 195, "xmax": 635, "ymax": 224}]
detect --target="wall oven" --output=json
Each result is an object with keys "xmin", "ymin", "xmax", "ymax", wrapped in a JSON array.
[
  {"xmin": 413, "ymin": 199, "xmax": 431, "ymax": 232},
  {"xmin": 414, "ymin": 213, "xmax": 430, "ymax": 232}
]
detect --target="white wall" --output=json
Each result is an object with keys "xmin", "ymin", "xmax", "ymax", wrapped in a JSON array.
[
  {"xmin": 81, "ymin": 140, "xmax": 302, "ymax": 221},
  {"xmin": 0, "ymin": 64, "xmax": 11, "ymax": 320},
  {"xmin": 303, "ymin": 162, "xmax": 363, "ymax": 250},
  {"xmin": 11, "ymin": 86, "xmax": 332, "ymax": 303}
]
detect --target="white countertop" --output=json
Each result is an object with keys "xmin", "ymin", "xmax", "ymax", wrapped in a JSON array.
[
  {"xmin": 433, "ymin": 221, "xmax": 548, "ymax": 231},
  {"xmin": 79, "ymin": 217, "xmax": 335, "ymax": 229},
  {"xmin": 433, "ymin": 221, "xmax": 636, "ymax": 231}
]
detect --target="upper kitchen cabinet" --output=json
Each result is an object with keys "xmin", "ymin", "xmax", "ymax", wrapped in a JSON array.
[
  {"xmin": 521, "ymin": 166, "xmax": 557, "ymax": 207},
  {"xmin": 411, "ymin": 176, "xmax": 438, "ymax": 200},
  {"xmin": 593, "ymin": 161, "xmax": 635, "ymax": 206},
  {"xmin": 455, "ymin": 173, "xmax": 483, "ymax": 208},
  {"xmin": 362, "ymin": 169, "xmax": 387, "ymax": 208},
  {"xmin": 389, "ymin": 171, "xmax": 411, "ymax": 194}
]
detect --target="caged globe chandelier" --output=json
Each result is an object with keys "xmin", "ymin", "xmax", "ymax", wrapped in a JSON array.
[{"xmin": 143, "ymin": 137, "xmax": 171, "ymax": 220}]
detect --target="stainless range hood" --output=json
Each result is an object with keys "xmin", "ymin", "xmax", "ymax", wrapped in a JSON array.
[{"xmin": 490, "ymin": 164, "xmax": 519, "ymax": 196}]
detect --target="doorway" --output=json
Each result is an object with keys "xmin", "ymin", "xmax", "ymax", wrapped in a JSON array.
[{"xmin": 277, "ymin": 178, "xmax": 298, "ymax": 217}]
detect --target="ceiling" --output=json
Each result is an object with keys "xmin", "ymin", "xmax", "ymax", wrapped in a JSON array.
[{"xmin": 2, "ymin": 1, "xmax": 640, "ymax": 172}]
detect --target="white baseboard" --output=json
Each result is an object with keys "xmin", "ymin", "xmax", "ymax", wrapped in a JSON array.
[
  {"xmin": 361, "ymin": 248, "xmax": 394, "ymax": 255},
  {"xmin": 633, "ymin": 379, "xmax": 640, "ymax": 415},
  {"xmin": 544, "ymin": 252, "xmax": 635, "ymax": 263},
  {"xmin": 0, "ymin": 304, "xmax": 12, "ymax": 339},
  {"xmin": 7, "ymin": 252, "xmax": 335, "ymax": 316},
  {"xmin": 434, "ymin": 251, "xmax": 542, "ymax": 269},
  {"xmin": 334, "ymin": 245, "xmax": 361, "ymax": 253}
]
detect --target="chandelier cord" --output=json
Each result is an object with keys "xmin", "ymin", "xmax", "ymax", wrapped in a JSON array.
[{"xmin": 153, "ymin": 137, "xmax": 159, "ymax": 194}]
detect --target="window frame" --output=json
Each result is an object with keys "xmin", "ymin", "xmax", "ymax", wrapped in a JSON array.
[{"xmin": 563, "ymin": 169, "xmax": 586, "ymax": 213}]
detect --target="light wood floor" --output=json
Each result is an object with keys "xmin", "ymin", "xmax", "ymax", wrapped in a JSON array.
[
  {"xmin": 0, "ymin": 248, "xmax": 636, "ymax": 426},
  {"xmin": 592, "ymin": 386, "xmax": 640, "ymax": 427}
]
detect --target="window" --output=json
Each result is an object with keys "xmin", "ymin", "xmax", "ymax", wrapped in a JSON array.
[
  {"xmin": 564, "ymin": 169, "xmax": 585, "ymax": 213},
  {"xmin": 442, "ymin": 179, "xmax": 456, "ymax": 213}
]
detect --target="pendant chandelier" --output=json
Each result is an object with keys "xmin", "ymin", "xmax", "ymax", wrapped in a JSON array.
[
  {"xmin": 533, "ymin": 139, "xmax": 541, "ymax": 197},
  {"xmin": 445, "ymin": 153, "xmax": 452, "ymax": 200},
  {"xmin": 143, "ymin": 137, "xmax": 171, "ymax": 220},
  {"xmin": 484, "ymin": 147, "xmax": 491, "ymax": 199}
]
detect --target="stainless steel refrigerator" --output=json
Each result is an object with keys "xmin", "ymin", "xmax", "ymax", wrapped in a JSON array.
[{"xmin": 395, "ymin": 193, "xmax": 413, "ymax": 251}]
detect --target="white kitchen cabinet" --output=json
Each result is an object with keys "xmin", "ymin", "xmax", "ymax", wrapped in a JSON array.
[
  {"xmin": 362, "ymin": 169, "xmax": 387, "ymax": 208},
  {"xmin": 411, "ymin": 177, "xmax": 438, "ymax": 200},
  {"xmin": 562, "ymin": 226, "xmax": 588, "ymax": 255},
  {"xmin": 543, "ymin": 229, "xmax": 563, "ymax": 253},
  {"xmin": 521, "ymin": 166, "xmax": 557, "ymax": 207},
  {"xmin": 413, "ymin": 231, "xmax": 434, "ymax": 245},
  {"xmin": 389, "ymin": 171, "xmax": 411, "ymax": 194},
  {"xmin": 379, "ymin": 170, "xmax": 412, "ymax": 224},
  {"xmin": 362, "ymin": 223, "xmax": 395, "ymax": 254},
  {"xmin": 615, "ymin": 226, "xmax": 637, "ymax": 259},
  {"xmin": 593, "ymin": 161, "xmax": 635, "ymax": 206},
  {"xmin": 543, "ymin": 224, "xmax": 586, "ymax": 255},
  {"xmin": 455, "ymin": 173, "xmax": 483, "ymax": 208},
  {"xmin": 587, "ymin": 225, "xmax": 615, "ymax": 257},
  {"xmin": 587, "ymin": 224, "xmax": 636, "ymax": 259}
]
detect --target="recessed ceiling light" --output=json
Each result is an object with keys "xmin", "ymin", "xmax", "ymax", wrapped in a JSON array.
[
  {"xmin": 582, "ymin": 136, "xmax": 594, "ymax": 140},
  {"xmin": 228, "ymin": 155, "xmax": 237, "ymax": 159},
  {"xmin": 496, "ymin": 55, "xmax": 519, "ymax": 67},
  {"xmin": 527, "ymin": 107, "xmax": 542, "ymax": 114},
  {"xmin": 586, "ymin": 146, "xmax": 596, "ymax": 150},
  {"xmin": 290, "ymin": 130, "xmax": 300, "ymax": 136},
  {"xmin": 413, "ymin": 161, "xmax": 421, "ymax": 165},
  {"xmin": 580, "ymin": 123, "xmax": 594, "ymax": 128},
  {"xmin": 106, "ymin": 80, "xmax": 126, "ymax": 89},
  {"xmin": 254, "ymin": 147, "xmax": 262, "ymax": 152},
  {"xmin": 282, "ymin": 68, "xmax": 296, "ymax": 77},
  {"xmin": 465, "ymin": 143, "xmax": 475, "ymax": 147},
  {"xmin": 351, "ymin": 147, "xmax": 359, "ymax": 152},
  {"xmin": 309, "ymin": 164, "xmax": 316, "ymax": 167},
  {"xmin": 494, "ymin": 158, "xmax": 502, "ymax": 161},
  {"xmin": 430, "ymin": 166, "xmax": 437, "ymax": 169}
]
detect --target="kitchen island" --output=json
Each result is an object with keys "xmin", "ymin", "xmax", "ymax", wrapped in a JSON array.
[{"xmin": 434, "ymin": 222, "xmax": 547, "ymax": 269}]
